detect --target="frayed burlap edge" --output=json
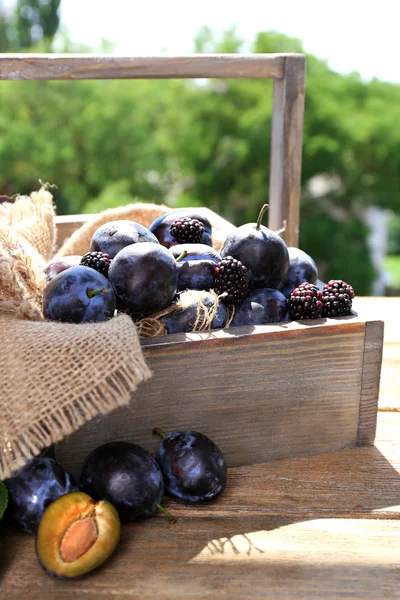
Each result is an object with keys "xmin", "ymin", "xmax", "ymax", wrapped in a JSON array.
[
  {"xmin": 0, "ymin": 186, "xmax": 56, "ymax": 321},
  {"xmin": 1, "ymin": 361, "xmax": 152, "ymax": 481},
  {"xmin": 0, "ymin": 227, "xmax": 47, "ymax": 321},
  {"xmin": 0, "ymin": 187, "xmax": 56, "ymax": 262},
  {"xmin": 1, "ymin": 314, "xmax": 153, "ymax": 481}
]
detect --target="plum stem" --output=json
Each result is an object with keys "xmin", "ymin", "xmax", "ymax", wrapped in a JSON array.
[
  {"xmin": 175, "ymin": 250, "xmax": 188, "ymax": 263},
  {"xmin": 152, "ymin": 427, "xmax": 167, "ymax": 439},
  {"xmin": 156, "ymin": 503, "xmax": 176, "ymax": 524},
  {"xmin": 256, "ymin": 204, "xmax": 269, "ymax": 230},
  {"xmin": 87, "ymin": 287, "xmax": 108, "ymax": 298}
]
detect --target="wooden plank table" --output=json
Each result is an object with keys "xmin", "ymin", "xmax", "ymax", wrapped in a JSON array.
[{"xmin": 1, "ymin": 297, "xmax": 399, "ymax": 599}]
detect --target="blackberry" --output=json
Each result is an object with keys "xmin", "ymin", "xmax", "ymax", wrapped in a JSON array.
[
  {"xmin": 170, "ymin": 217, "xmax": 205, "ymax": 244},
  {"xmin": 322, "ymin": 279, "xmax": 354, "ymax": 317},
  {"xmin": 214, "ymin": 256, "xmax": 249, "ymax": 305},
  {"xmin": 287, "ymin": 282, "xmax": 323, "ymax": 320},
  {"xmin": 80, "ymin": 251, "xmax": 112, "ymax": 277}
]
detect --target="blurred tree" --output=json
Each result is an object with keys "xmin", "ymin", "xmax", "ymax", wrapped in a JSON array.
[
  {"xmin": 0, "ymin": 20, "xmax": 399, "ymax": 293},
  {"xmin": 0, "ymin": 2, "xmax": 12, "ymax": 50},
  {"xmin": 387, "ymin": 215, "xmax": 400, "ymax": 255},
  {"xmin": 0, "ymin": 0, "xmax": 60, "ymax": 50},
  {"xmin": 16, "ymin": 0, "xmax": 60, "ymax": 48}
]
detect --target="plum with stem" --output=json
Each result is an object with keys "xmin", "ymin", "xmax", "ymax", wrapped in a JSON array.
[
  {"xmin": 220, "ymin": 204, "xmax": 289, "ymax": 290},
  {"xmin": 43, "ymin": 266, "xmax": 116, "ymax": 323},
  {"xmin": 80, "ymin": 442, "xmax": 175, "ymax": 522}
]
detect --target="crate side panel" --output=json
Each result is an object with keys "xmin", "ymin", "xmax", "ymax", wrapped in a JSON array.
[
  {"xmin": 357, "ymin": 320, "xmax": 385, "ymax": 445},
  {"xmin": 55, "ymin": 324, "xmax": 366, "ymax": 477}
]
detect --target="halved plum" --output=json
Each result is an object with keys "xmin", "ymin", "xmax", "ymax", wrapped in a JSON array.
[{"xmin": 36, "ymin": 491, "xmax": 120, "ymax": 579}]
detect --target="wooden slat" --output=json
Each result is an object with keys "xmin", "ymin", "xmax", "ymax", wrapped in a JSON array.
[
  {"xmin": 55, "ymin": 214, "xmax": 92, "ymax": 250},
  {"xmin": 2, "ymin": 412, "xmax": 400, "ymax": 600},
  {"xmin": 357, "ymin": 320, "xmax": 384, "ymax": 445},
  {"xmin": 268, "ymin": 55, "xmax": 305, "ymax": 247},
  {"xmin": 55, "ymin": 318, "xmax": 369, "ymax": 477},
  {"xmin": 2, "ymin": 517, "xmax": 400, "ymax": 599},
  {"xmin": 0, "ymin": 53, "xmax": 287, "ymax": 81}
]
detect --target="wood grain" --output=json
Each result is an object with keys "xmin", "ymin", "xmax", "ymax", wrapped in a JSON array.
[
  {"xmin": 2, "ymin": 518, "xmax": 400, "ymax": 600},
  {"xmin": 357, "ymin": 320, "xmax": 384, "ymax": 445},
  {"xmin": 268, "ymin": 55, "xmax": 305, "ymax": 247},
  {"xmin": 55, "ymin": 317, "xmax": 371, "ymax": 478},
  {"xmin": 0, "ymin": 53, "xmax": 287, "ymax": 81},
  {"xmin": 2, "ymin": 412, "xmax": 400, "ymax": 600}
]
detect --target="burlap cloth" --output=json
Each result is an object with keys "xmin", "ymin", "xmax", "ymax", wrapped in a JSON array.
[
  {"xmin": 0, "ymin": 189, "xmax": 153, "ymax": 480},
  {"xmin": 0, "ymin": 191, "xmax": 229, "ymax": 480}
]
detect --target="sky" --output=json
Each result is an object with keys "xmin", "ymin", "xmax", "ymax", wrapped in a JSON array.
[{"xmin": 55, "ymin": 0, "xmax": 400, "ymax": 84}]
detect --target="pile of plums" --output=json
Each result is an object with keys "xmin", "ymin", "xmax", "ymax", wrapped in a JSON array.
[
  {"xmin": 43, "ymin": 205, "xmax": 323, "ymax": 332},
  {"xmin": 4, "ymin": 429, "xmax": 227, "ymax": 579}
]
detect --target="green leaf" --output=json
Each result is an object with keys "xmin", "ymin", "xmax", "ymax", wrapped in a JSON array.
[{"xmin": 0, "ymin": 482, "xmax": 8, "ymax": 522}]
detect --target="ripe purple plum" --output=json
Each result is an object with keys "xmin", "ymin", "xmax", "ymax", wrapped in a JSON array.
[
  {"xmin": 90, "ymin": 220, "xmax": 159, "ymax": 259},
  {"xmin": 80, "ymin": 442, "xmax": 166, "ymax": 521},
  {"xmin": 161, "ymin": 289, "xmax": 227, "ymax": 334},
  {"xmin": 220, "ymin": 205, "xmax": 289, "ymax": 290},
  {"xmin": 44, "ymin": 255, "xmax": 82, "ymax": 282},
  {"xmin": 169, "ymin": 244, "xmax": 221, "ymax": 291},
  {"xmin": 280, "ymin": 247, "xmax": 318, "ymax": 298},
  {"xmin": 43, "ymin": 266, "xmax": 116, "ymax": 323},
  {"xmin": 149, "ymin": 209, "xmax": 212, "ymax": 248},
  {"xmin": 232, "ymin": 288, "xmax": 289, "ymax": 326},
  {"xmin": 5, "ymin": 457, "xmax": 78, "ymax": 533},
  {"xmin": 154, "ymin": 429, "xmax": 227, "ymax": 504},
  {"xmin": 108, "ymin": 242, "xmax": 178, "ymax": 317}
]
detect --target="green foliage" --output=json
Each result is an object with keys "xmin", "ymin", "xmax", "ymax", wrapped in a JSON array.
[
  {"xmin": 0, "ymin": 482, "xmax": 8, "ymax": 522},
  {"xmin": 1, "ymin": 22, "xmax": 399, "ymax": 293},
  {"xmin": 387, "ymin": 214, "xmax": 400, "ymax": 255},
  {"xmin": 82, "ymin": 180, "xmax": 143, "ymax": 214},
  {"xmin": 300, "ymin": 201, "xmax": 377, "ymax": 295},
  {"xmin": 16, "ymin": 0, "xmax": 60, "ymax": 48},
  {"xmin": 0, "ymin": 0, "xmax": 60, "ymax": 50},
  {"xmin": 0, "ymin": 4, "xmax": 10, "ymax": 51}
]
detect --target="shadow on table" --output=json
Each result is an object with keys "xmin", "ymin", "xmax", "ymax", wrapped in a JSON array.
[{"xmin": 1, "ymin": 444, "xmax": 400, "ymax": 596}]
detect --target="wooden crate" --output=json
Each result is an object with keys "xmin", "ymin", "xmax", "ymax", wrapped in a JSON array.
[
  {"xmin": 0, "ymin": 54, "xmax": 384, "ymax": 476},
  {"xmin": 54, "ymin": 311, "xmax": 384, "ymax": 478}
]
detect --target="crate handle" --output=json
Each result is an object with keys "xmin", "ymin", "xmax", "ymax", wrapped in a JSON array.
[{"xmin": 0, "ymin": 53, "xmax": 305, "ymax": 246}]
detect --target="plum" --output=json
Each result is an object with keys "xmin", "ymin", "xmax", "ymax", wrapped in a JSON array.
[
  {"xmin": 149, "ymin": 209, "xmax": 213, "ymax": 248},
  {"xmin": 280, "ymin": 247, "xmax": 318, "ymax": 298},
  {"xmin": 5, "ymin": 457, "xmax": 78, "ymax": 533},
  {"xmin": 90, "ymin": 220, "xmax": 159, "ymax": 259},
  {"xmin": 43, "ymin": 266, "xmax": 116, "ymax": 323},
  {"xmin": 44, "ymin": 255, "xmax": 82, "ymax": 282},
  {"xmin": 220, "ymin": 205, "xmax": 289, "ymax": 289},
  {"xmin": 80, "ymin": 442, "xmax": 167, "ymax": 522},
  {"xmin": 232, "ymin": 288, "xmax": 289, "ymax": 327},
  {"xmin": 153, "ymin": 429, "xmax": 227, "ymax": 503},
  {"xmin": 169, "ymin": 243, "xmax": 221, "ymax": 291},
  {"xmin": 108, "ymin": 242, "xmax": 178, "ymax": 317},
  {"xmin": 36, "ymin": 491, "xmax": 120, "ymax": 579},
  {"xmin": 161, "ymin": 289, "xmax": 227, "ymax": 334}
]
